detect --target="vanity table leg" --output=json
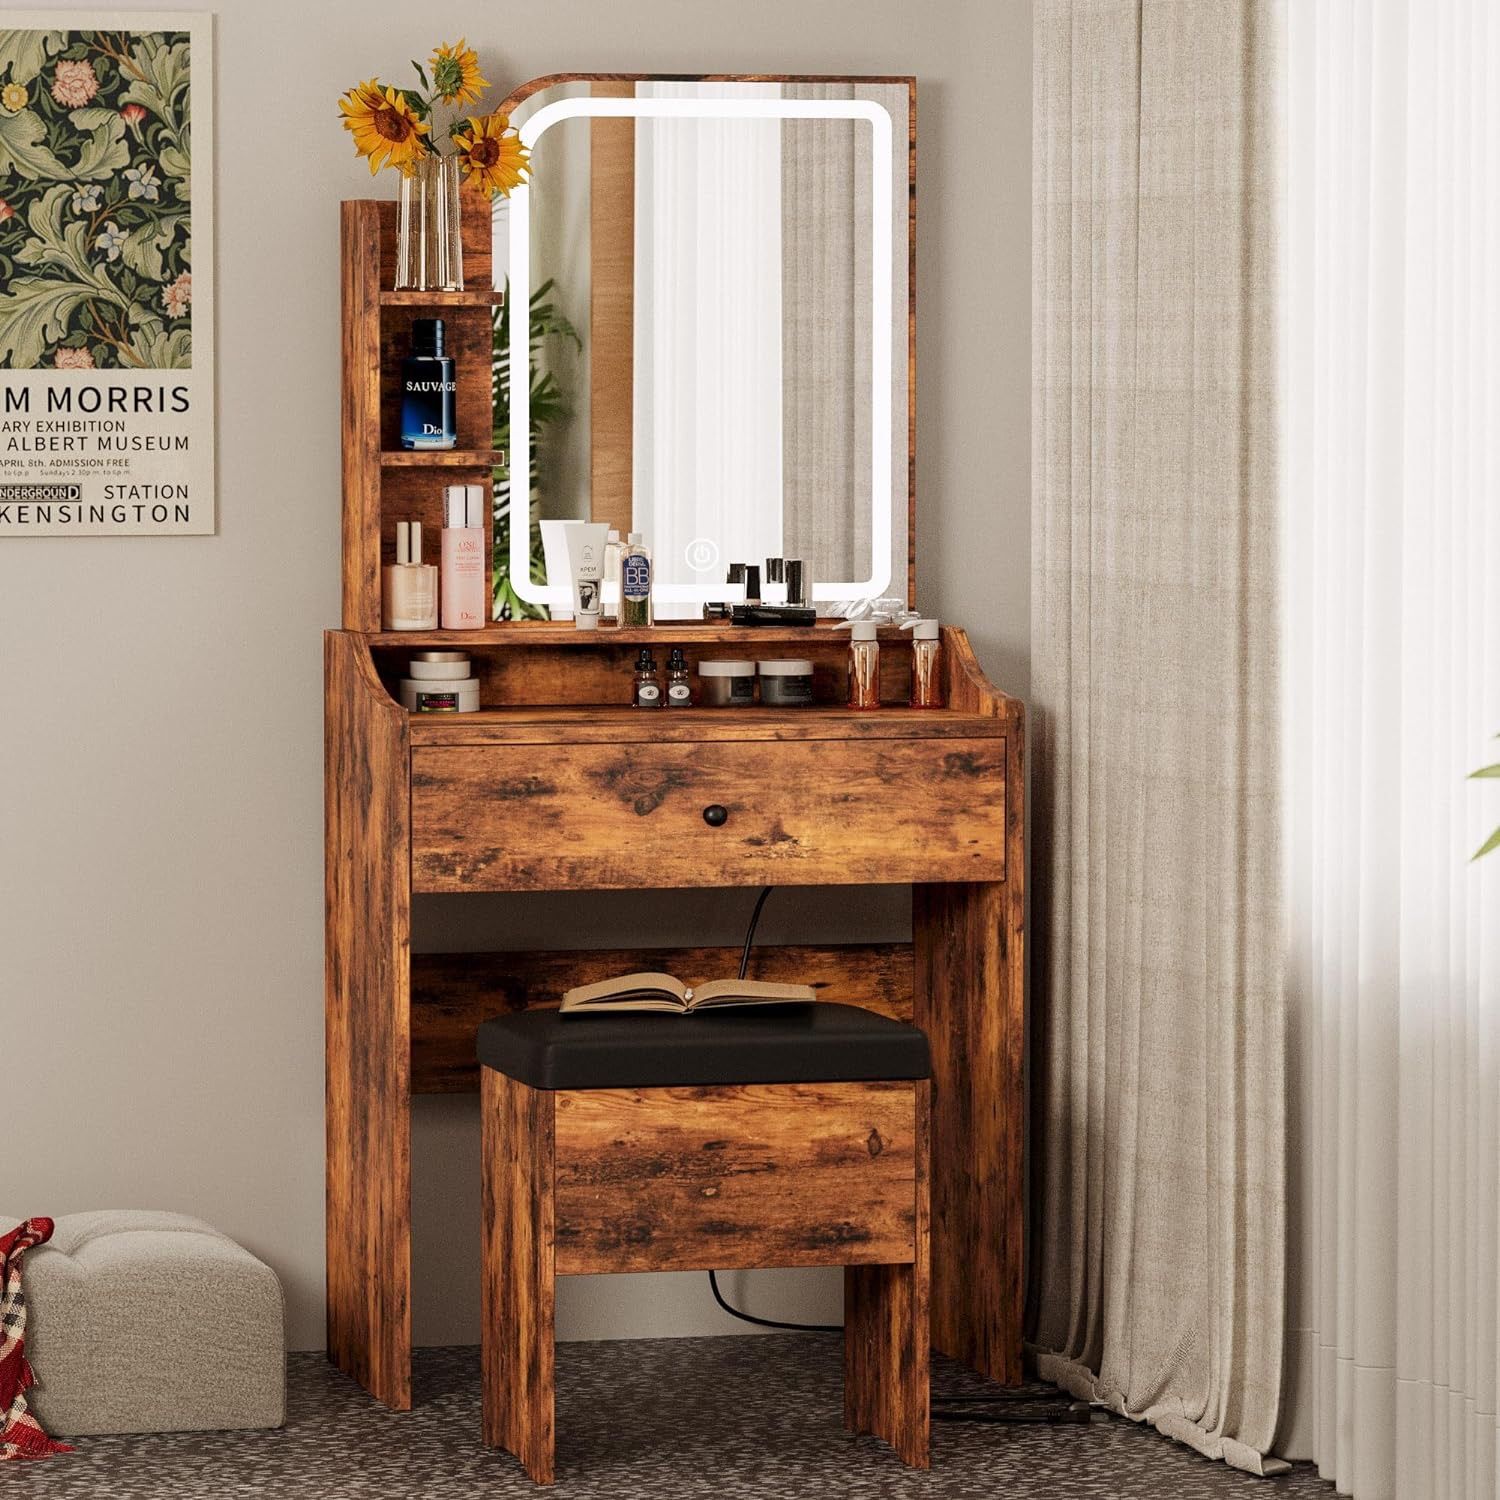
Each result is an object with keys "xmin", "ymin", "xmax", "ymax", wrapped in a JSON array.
[
  {"xmin": 325, "ymin": 631, "xmax": 414, "ymax": 1410},
  {"xmin": 843, "ymin": 1082, "xmax": 931, "ymax": 1467},
  {"xmin": 913, "ymin": 878, "xmax": 1025, "ymax": 1385},
  {"xmin": 482, "ymin": 1070, "xmax": 556, "ymax": 1484}
]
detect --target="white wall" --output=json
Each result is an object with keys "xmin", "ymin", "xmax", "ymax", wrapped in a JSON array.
[{"xmin": 0, "ymin": 0, "xmax": 1030, "ymax": 1351}]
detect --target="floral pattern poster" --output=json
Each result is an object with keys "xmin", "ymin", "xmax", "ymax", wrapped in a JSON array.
[{"xmin": 0, "ymin": 12, "xmax": 214, "ymax": 535}]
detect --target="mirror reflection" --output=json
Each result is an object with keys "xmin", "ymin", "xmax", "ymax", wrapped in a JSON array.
[{"xmin": 493, "ymin": 79, "xmax": 911, "ymax": 619}]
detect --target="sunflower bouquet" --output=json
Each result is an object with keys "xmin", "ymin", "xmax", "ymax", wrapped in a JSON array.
[{"xmin": 337, "ymin": 40, "xmax": 528, "ymax": 196}]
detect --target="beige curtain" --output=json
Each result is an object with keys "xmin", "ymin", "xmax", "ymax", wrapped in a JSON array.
[
  {"xmin": 780, "ymin": 82, "xmax": 909, "ymax": 596},
  {"xmin": 1029, "ymin": 0, "xmax": 1286, "ymax": 1475}
]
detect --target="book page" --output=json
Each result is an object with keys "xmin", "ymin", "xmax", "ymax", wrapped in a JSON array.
[
  {"xmin": 560, "ymin": 971, "xmax": 688, "ymax": 1012},
  {"xmin": 688, "ymin": 979, "xmax": 818, "ymax": 1009}
]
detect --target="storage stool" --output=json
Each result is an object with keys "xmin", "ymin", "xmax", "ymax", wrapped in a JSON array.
[
  {"xmin": 477, "ymin": 1002, "xmax": 931, "ymax": 1484},
  {"xmin": 7, "ymin": 1209, "xmax": 285, "ymax": 1436}
]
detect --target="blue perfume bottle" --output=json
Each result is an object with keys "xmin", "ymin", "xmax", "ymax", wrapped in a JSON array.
[{"xmin": 399, "ymin": 318, "xmax": 456, "ymax": 450}]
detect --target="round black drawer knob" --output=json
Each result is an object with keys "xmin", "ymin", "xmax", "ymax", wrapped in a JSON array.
[{"xmin": 702, "ymin": 804, "xmax": 729, "ymax": 827}]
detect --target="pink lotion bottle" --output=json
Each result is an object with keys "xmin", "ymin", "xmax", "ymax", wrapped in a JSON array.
[{"xmin": 440, "ymin": 484, "xmax": 486, "ymax": 631}]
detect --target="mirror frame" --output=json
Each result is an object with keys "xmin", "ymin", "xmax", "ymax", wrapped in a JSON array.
[{"xmin": 495, "ymin": 73, "xmax": 917, "ymax": 609}]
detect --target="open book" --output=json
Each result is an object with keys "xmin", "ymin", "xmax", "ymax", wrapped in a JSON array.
[{"xmin": 560, "ymin": 971, "xmax": 816, "ymax": 1016}]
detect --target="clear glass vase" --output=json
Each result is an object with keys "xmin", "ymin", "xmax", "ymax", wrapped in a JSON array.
[{"xmin": 395, "ymin": 154, "xmax": 464, "ymax": 292}]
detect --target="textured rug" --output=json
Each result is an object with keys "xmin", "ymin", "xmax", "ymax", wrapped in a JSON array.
[{"xmin": 5, "ymin": 1336, "xmax": 1331, "ymax": 1497}]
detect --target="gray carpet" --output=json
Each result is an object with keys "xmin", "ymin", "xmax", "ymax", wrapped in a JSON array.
[{"xmin": 8, "ymin": 1336, "xmax": 1331, "ymax": 1497}]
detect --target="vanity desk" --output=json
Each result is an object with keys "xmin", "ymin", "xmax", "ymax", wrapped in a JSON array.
[{"xmin": 325, "ymin": 74, "xmax": 1024, "ymax": 1413}]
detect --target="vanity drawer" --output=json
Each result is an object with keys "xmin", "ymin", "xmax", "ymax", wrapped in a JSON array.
[{"xmin": 410, "ymin": 738, "xmax": 1006, "ymax": 892}]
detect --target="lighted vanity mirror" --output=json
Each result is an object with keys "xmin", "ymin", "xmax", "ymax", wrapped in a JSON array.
[{"xmin": 493, "ymin": 76, "xmax": 913, "ymax": 619}]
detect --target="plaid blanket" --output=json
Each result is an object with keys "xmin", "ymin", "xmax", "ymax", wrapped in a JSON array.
[{"xmin": 0, "ymin": 1218, "xmax": 70, "ymax": 1460}]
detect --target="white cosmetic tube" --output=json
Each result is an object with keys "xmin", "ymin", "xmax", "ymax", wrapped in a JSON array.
[{"xmin": 564, "ymin": 522, "xmax": 609, "ymax": 631}]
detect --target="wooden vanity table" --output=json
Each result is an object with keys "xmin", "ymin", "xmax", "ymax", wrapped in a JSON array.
[{"xmin": 325, "ymin": 75, "xmax": 1024, "ymax": 1414}]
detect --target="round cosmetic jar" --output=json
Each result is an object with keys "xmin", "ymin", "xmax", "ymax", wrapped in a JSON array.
[
  {"xmin": 406, "ymin": 651, "xmax": 473, "ymax": 681},
  {"xmin": 697, "ymin": 659, "xmax": 756, "ymax": 707},
  {"xmin": 757, "ymin": 659, "xmax": 816, "ymax": 707},
  {"xmin": 399, "ymin": 676, "xmax": 480, "ymax": 713}
]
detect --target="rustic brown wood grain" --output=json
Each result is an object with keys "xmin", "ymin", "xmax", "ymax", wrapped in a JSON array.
[
  {"xmin": 324, "ymin": 630, "xmax": 414, "ymax": 1409},
  {"xmin": 371, "ymin": 623, "xmax": 920, "ymax": 709},
  {"xmin": 844, "ymin": 1080, "xmax": 930, "ymax": 1467},
  {"xmin": 380, "ymin": 288, "xmax": 507, "ymax": 308},
  {"xmin": 378, "ymin": 305, "xmax": 495, "ymax": 455},
  {"xmin": 551, "ymin": 1082, "xmax": 918, "ymax": 1275},
  {"xmin": 404, "ymin": 706, "xmax": 1007, "ymax": 746},
  {"xmin": 411, "ymin": 942, "xmax": 915, "ymax": 1094},
  {"xmin": 589, "ymin": 81, "xmax": 636, "ymax": 536},
  {"xmin": 481, "ymin": 1067, "xmax": 556, "ymax": 1484},
  {"xmin": 341, "ymin": 203, "xmax": 383, "ymax": 631},
  {"xmin": 371, "ymin": 619, "xmax": 909, "ymax": 647},
  {"xmin": 380, "ymin": 449, "xmax": 506, "ymax": 467},
  {"xmin": 410, "ymin": 737, "xmax": 1006, "ymax": 893},
  {"xmin": 910, "ymin": 625, "xmax": 1025, "ymax": 1384},
  {"xmin": 402, "ymin": 706, "xmax": 1003, "ymax": 743},
  {"xmin": 343, "ymin": 190, "xmax": 497, "ymax": 633}
]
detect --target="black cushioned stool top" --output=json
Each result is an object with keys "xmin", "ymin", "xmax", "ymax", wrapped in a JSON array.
[{"xmin": 476, "ymin": 1003, "xmax": 931, "ymax": 1091}]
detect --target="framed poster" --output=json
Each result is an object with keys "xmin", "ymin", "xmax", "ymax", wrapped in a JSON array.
[{"xmin": 0, "ymin": 12, "xmax": 214, "ymax": 536}]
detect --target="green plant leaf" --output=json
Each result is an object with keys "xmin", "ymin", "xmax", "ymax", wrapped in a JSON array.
[
  {"xmin": 1468, "ymin": 764, "xmax": 1500, "ymax": 779},
  {"xmin": 123, "ymin": 36, "xmax": 190, "ymax": 120},
  {"xmin": 14, "ymin": 185, "xmax": 126, "ymax": 299},
  {"xmin": 67, "ymin": 107, "xmax": 129, "ymax": 181},
  {"xmin": 1472, "ymin": 825, "xmax": 1500, "ymax": 862},
  {"xmin": 127, "ymin": 313, "xmax": 190, "ymax": 369},
  {"xmin": 119, "ymin": 215, "xmax": 182, "ymax": 281},
  {"xmin": 0, "ymin": 107, "xmax": 69, "ymax": 180},
  {"xmin": 399, "ymin": 88, "xmax": 429, "ymax": 121},
  {"xmin": 411, "ymin": 60, "xmax": 430, "ymax": 90},
  {"xmin": 159, "ymin": 142, "xmax": 191, "ymax": 180},
  {"xmin": 0, "ymin": 277, "xmax": 95, "ymax": 368},
  {"xmin": 0, "ymin": 29, "xmax": 66, "ymax": 86}
]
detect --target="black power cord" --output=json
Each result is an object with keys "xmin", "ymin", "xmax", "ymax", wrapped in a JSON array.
[
  {"xmin": 709, "ymin": 886, "xmax": 843, "ymax": 1335},
  {"xmin": 707, "ymin": 888, "xmax": 1092, "ymax": 1427}
]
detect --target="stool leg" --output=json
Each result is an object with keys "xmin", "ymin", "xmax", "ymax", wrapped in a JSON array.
[
  {"xmin": 843, "ymin": 1083, "xmax": 930, "ymax": 1468},
  {"xmin": 482, "ymin": 1069, "xmax": 556, "ymax": 1485}
]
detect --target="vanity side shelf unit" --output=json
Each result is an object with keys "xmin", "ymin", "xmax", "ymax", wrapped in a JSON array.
[
  {"xmin": 340, "ymin": 184, "xmax": 502, "ymax": 633},
  {"xmin": 326, "ymin": 191, "xmax": 1025, "ymax": 1414}
]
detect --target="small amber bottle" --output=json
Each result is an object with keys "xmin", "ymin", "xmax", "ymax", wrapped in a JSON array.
[
  {"xmin": 846, "ymin": 621, "xmax": 881, "ymax": 710},
  {"xmin": 632, "ymin": 649, "xmax": 663, "ymax": 708},
  {"xmin": 902, "ymin": 618, "xmax": 944, "ymax": 708},
  {"xmin": 666, "ymin": 647, "xmax": 693, "ymax": 708}
]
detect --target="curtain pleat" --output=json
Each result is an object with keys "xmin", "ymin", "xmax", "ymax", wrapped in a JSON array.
[
  {"xmin": 1029, "ymin": 0, "xmax": 1287, "ymax": 1475},
  {"xmin": 1280, "ymin": 3, "xmax": 1500, "ymax": 1497}
]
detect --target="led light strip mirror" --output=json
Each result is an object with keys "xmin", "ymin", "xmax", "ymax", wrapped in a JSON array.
[{"xmin": 505, "ymin": 92, "xmax": 896, "ymax": 612}]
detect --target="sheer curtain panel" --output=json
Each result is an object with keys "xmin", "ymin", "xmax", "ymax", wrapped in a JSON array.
[{"xmin": 1280, "ymin": 2, "xmax": 1500, "ymax": 1497}]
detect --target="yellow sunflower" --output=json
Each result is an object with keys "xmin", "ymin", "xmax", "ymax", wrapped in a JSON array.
[
  {"xmin": 338, "ymin": 78, "xmax": 430, "ymax": 175},
  {"xmin": 431, "ymin": 39, "xmax": 487, "ymax": 107},
  {"xmin": 1, "ymin": 82, "xmax": 27, "ymax": 113},
  {"xmin": 452, "ymin": 112, "xmax": 529, "ymax": 197}
]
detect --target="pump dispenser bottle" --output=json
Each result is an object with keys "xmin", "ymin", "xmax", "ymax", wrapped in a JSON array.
[
  {"xmin": 901, "ymin": 618, "xmax": 944, "ymax": 708},
  {"xmin": 440, "ymin": 484, "xmax": 486, "ymax": 630},
  {"xmin": 603, "ymin": 528, "xmax": 623, "ymax": 624},
  {"xmin": 843, "ymin": 620, "xmax": 881, "ymax": 710}
]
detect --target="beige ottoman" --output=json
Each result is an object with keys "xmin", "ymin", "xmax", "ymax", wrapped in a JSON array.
[{"xmin": 7, "ymin": 1210, "xmax": 285, "ymax": 1436}]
